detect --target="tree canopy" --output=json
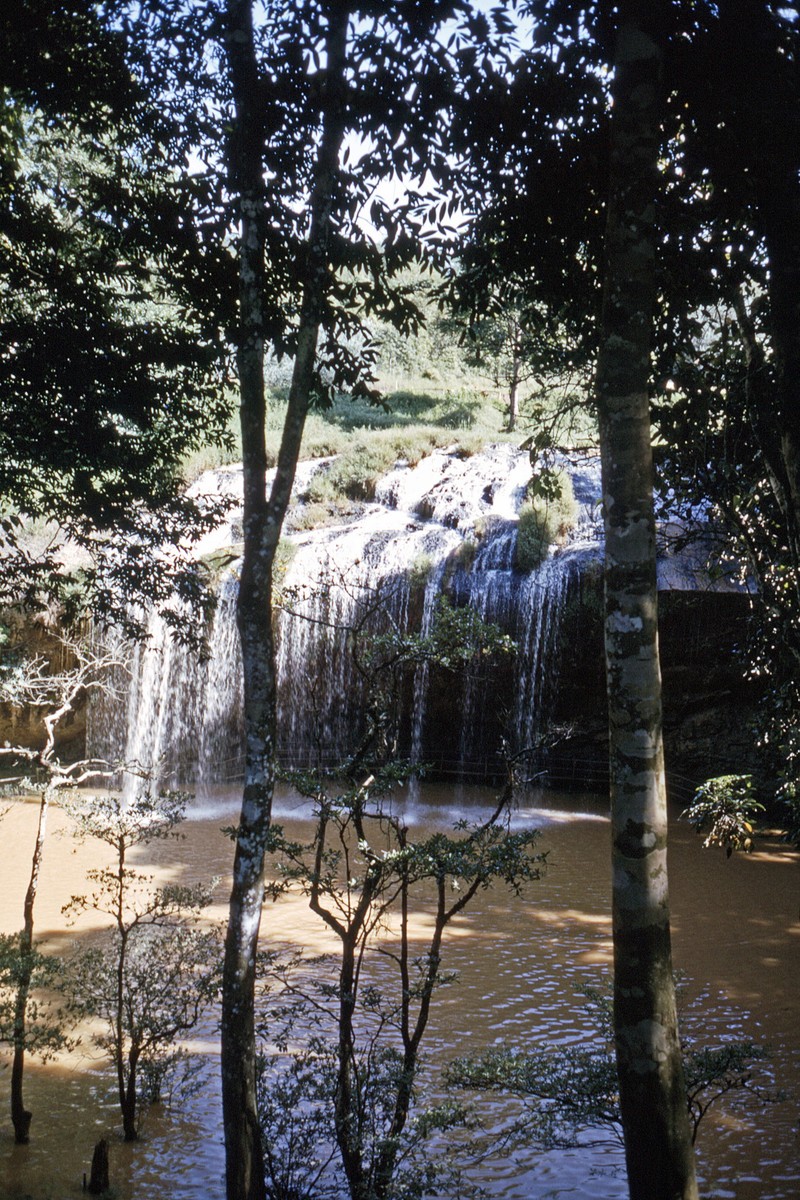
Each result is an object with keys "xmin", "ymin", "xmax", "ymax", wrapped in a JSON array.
[{"xmin": 0, "ymin": 2, "xmax": 233, "ymax": 628}]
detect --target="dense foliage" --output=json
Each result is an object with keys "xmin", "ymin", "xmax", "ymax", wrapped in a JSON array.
[{"xmin": 0, "ymin": 3, "xmax": 233, "ymax": 628}]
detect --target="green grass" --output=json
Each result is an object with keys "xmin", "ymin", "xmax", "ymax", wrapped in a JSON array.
[
  {"xmin": 281, "ymin": 385, "xmax": 512, "ymax": 454},
  {"xmin": 182, "ymin": 384, "xmax": 513, "ymax": 485},
  {"xmin": 181, "ymin": 346, "xmax": 598, "ymax": 515}
]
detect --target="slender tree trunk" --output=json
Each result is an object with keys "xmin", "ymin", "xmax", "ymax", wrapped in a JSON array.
[
  {"xmin": 222, "ymin": 5, "xmax": 350, "ymax": 1197},
  {"xmin": 335, "ymin": 939, "xmax": 369, "ymax": 1200},
  {"xmin": 221, "ymin": 8, "xmax": 270, "ymax": 1191},
  {"xmin": 11, "ymin": 787, "xmax": 49, "ymax": 1144},
  {"xmin": 508, "ymin": 376, "xmax": 520, "ymax": 433},
  {"xmin": 373, "ymin": 878, "xmax": 444, "ymax": 1200},
  {"xmin": 507, "ymin": 318, "xmax": 521, "ymax": 432},
  {"xmin": 121, "ymin": 1045, "xmax": 140, "ymax": 1142},
  {"xmin": 596, "ymin": 6, "xmax": 698, "ymax": 1198},
  {"xmin": 113, "ymin": 843, "xmax": 135, "ymax": 1141}
]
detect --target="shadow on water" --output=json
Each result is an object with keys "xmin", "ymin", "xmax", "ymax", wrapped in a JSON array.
[{"xmin": 0, "ymin": 783, "xmax": 797, "ymax": 1200}]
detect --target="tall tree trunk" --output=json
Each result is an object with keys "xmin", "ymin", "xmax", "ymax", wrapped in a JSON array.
[
  {"xmin": 752, "ymin": 21, "xmax": 800, "ymax": 566},
  {"xmin": 764, "ymin": 183, "xmax": 800, "ymax": 564},
  {"xmin": 11, "ymin": 787, "xmax": 49, "ymax": 1144},
  {"xmin": 221, "ymin": 5, "xmax": 270, "ymax": 1193},
  {"xmin": 222, "ymin": 4, "xmax": 349, "ymax": 1197},
  {"xmin": 595, "ymin": 6, "xmax": 698, "ymax": 1199}
]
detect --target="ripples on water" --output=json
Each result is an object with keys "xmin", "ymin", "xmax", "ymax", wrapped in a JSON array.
[{"xmin": 0, "ymin": 784, "xmax": 797, "ymax": 1200}]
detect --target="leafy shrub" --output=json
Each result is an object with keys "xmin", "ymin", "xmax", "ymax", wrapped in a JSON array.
[
  {"xmin": 681, "ymin": 774, "xmax": 764, "ymax": 855},
  {"xmin": 451, "ymin": 536, "xmax": 479, "ymax": 572},
  {"xmin": 272, "ymin": 538, "xmax": 298, "ymax": 597},
  {"xmin": 409, "ymin": 552, "xmax": 434, "ymax": 588},
  {"xmin": 285, "ymin": 500, "xmax": 352, "ymax": 532},
  {"xmin": 515, "ymin": 469, "xmax": 578, "ymax": 572}
]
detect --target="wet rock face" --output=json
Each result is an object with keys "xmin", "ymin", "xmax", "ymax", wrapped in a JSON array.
[
  {"xmin": 546, "ymin": 585, "xmax": 758, "ymax": 791},
  {"xmin": 87, "ymin": 446, "xmax": 758, "ymax": 793},
  {"xmin": 659, "ymin": 591, "xmax": 760, "ymax": 783},
  {"xmin": 415, "ymin": 577, "xmax": 757, "ymax": 793}
]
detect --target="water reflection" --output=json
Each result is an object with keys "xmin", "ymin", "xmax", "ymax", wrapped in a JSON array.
[{"xmin": 0, "ymin": 784, "xmax": 797, "ymax": 1199}]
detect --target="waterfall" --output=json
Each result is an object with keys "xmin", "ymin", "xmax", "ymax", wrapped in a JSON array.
[
  {"xmin": 88, "ymin": 445, "xmax": 604, "ymax": 792},
  {"xmin": 273, "ymin": 513, "xmax": 468, "ymax": 771},
  {"xmin": 407, "ymin": 555, "xmax": 451, "ymax": 798},
  {"xmin": 197, "ymin": 575, "xmax": 243, "ymax": 790}
]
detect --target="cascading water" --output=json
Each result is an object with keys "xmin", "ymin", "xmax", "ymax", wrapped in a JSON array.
[
  {"xmin": 88, "ymin": 444, "xmax": 604, "ymax": 793},
  {"xmin": 197, "ymin": 574, "xmax": 244, "ymax": 790},
  {"xmin": 450, "ymin": 533, "xmax": 579, "ymax": 773},
  {"xmin": 408, "ymin": 555, "xmax": 450, "ymax": 793}
]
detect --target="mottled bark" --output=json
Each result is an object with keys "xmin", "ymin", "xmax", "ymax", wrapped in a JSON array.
[
  {"xmin": 596, "ymin": 6, "xmax": 698, "ymax": 1199},
  {"xmin": 222, "ymin": 4, "xmax": 349, "ymax": 1197}
]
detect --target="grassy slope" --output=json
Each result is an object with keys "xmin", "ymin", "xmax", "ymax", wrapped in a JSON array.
[
  {"xmin": 183, "ymin": 306, "xmax": 597, "ymax": 484},
  {"xmin": 183, "ymin": 381, "xmax": 516, "ymax": 484},
  {"xmin": 185, "ymin": 383, "xmax": 596, "ymax": 484}
]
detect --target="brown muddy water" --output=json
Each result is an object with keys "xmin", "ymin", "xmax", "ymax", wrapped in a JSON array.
[{"xmin": 0, "ymin": 783, "xmax": 797, "ymax": 1200}]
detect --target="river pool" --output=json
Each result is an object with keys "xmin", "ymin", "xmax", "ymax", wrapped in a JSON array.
[{"xmin": 0, "ymin": 783, "xmax": 797, "ymax": 1199}]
